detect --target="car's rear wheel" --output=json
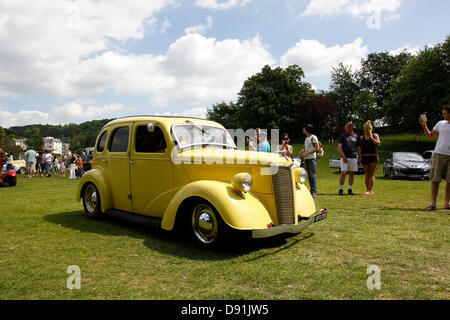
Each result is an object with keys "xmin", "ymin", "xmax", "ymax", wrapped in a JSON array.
[
  {"xmin": 190, "ymin": 201, "xmax": 230, "ymax": 250},
  {"xmin": 82, "ymin": 183, "xmax": 102, "ymax": 219}
]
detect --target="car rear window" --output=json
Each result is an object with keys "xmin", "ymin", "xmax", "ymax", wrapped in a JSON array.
[{"xmin": 109, "ymin": 127, "xmax": 129, "ymax": 152}]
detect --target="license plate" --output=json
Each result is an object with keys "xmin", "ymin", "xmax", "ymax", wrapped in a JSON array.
[
  {"xmin": 314, "ymin": 212, "xmax": 327, "ymax": 222},
  {"xmin": 411, "ymin": 175, "xmax": 421, "ymax": 179}
]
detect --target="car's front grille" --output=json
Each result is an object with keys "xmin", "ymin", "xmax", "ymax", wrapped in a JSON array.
[
  {"xmin": 399, "ymin": 169, "xmax": 428, "ymax": 174},
  {"xmin": 271, "ymin": 166, "xmax": 295, "ymax": 224}
]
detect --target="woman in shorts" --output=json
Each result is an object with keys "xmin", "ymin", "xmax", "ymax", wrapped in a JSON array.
[{"xmin": 361, "ymin": 120, "xmax": 381, "ymax": 195}]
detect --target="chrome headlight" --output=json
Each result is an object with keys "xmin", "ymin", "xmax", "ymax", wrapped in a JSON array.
[
  {"xmin": 294, "ymin": 167, "xmax": 308, "ymax": 184},
  {"xmin": 232, "ymin": 173, "xmax": 253, "ymax": 193}
]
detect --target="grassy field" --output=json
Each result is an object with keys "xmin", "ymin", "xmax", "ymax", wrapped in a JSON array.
[{"xmin": 0, "ymin": 135, "xmax": 449, "ymax": 300}]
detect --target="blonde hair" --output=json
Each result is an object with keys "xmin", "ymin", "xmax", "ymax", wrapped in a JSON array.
[{"xmin": 364, "ymin": 120, "xmax": 373, "ymax": 131}]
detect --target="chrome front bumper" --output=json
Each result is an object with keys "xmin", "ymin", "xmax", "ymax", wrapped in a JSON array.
[{"xmin": 252, "ymin": 209, "xmax": 327, "ymax": 239}]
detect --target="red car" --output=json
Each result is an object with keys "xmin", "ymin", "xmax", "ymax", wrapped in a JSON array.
[{"xmin": 0, "ymin": 149, "xmax": 17, "ymax": 187}]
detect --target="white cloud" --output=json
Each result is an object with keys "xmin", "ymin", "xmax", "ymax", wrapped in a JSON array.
[
  {"xmin": 184, "ymin": 16, "xmax": 213, "ymax": 35},
  {"xmin": 152, "ymin": 33, "xmax": 275, "ymax": 106},
  {"xmin": 389, "ymin": 45, "xmax": 420, "ymax": 56},
  {"xmin": 0, "ymin": 0, "xmax": 176, "ymax": 98},
  {"xmin": 302, "ymin": 0, "xmax": 402, "ymax": 18},
  {"xmin": 66, "ymin": 33, "xmax": 274, "ymax": 107},
  {"xmin": 195, "ymin": 0, "xmax": 251, "ymax": 10},
  {"xmin": 0, "ymin": 1, "xmax": 273, "ymax": 110},
  {"xmin": 280, "ymin": 37, "xmax": 368, "ymax": 76},
  {"xmin": 0, "ymin": 102, "xmax": 125, "ymax": 128}
]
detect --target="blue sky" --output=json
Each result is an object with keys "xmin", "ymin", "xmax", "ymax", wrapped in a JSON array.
[{"xmin": 0, "ymin": 0, "xmax": 449, "ymax": 128}]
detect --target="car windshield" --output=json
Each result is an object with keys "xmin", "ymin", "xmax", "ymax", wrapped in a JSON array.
[
  {"xmin": 172, "ymin": 123, "xmax": 237, "ymax": 150},
  {"xmin": 393, "ymin": 153, "xmax": 424, "ymax": 162}
]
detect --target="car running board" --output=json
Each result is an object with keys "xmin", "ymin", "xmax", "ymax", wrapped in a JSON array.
[{"xmin": 104, "ymin": 209, "xmax": 162, "ymax": 228}]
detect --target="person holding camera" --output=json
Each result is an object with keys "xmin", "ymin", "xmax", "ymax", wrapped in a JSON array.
[{"xmin": 419, "ymin": 105, "xmax": 450, "ymax": 211}]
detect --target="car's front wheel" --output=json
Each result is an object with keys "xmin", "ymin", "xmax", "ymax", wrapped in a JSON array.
[
  {"xmin": 190, "ymin": 201, "xmax": 230, "ymax": 249},
  {"xmin": 389, "ymin": 168, "xmax": 396, "ymax": 180},
  {"xmin": 82, "ymin": 182, "xmax": 102, "ymax": 219}
]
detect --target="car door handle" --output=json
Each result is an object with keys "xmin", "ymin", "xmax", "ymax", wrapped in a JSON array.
[
  {"xmin": 102, "ymin": 159, "xmax": 108, "ymax": 163},
  {"xmin": 129, "ymin": 160, "xmax": 135, "ymax": 164}
]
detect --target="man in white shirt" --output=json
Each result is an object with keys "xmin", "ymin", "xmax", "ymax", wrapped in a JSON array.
[
  {"xmin": 300, "ymin": 124, "xmax": 320, "ymax": 197},
  {"xmin": 419, "ymin": 105, "xmax": 450, "ymax": 210}
]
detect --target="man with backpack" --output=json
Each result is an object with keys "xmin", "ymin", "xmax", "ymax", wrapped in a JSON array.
[{"xmin": 300, "ymin": 124, "xmax": 320, "ymax": 198}]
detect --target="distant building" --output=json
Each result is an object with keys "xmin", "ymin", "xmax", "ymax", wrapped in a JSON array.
[
  {"xmin": 62, "ymin": 143, "xmax": 71, "ymax": 156},
  {"xmin": 43, "ymin": 137, "xmax": 63, "ymax": 155},
  {"xmin": 13, "ymin": 138, "xmax": 27, "ymax": 150}
]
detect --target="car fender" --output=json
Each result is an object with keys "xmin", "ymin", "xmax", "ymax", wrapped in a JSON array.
[
  {"xmin": 76, "ymin": 168, "xmax": 112, "ymax": 212},
  {"xmin": 161, "ymin": 180, "xmax": 272, "ymax": 231}
]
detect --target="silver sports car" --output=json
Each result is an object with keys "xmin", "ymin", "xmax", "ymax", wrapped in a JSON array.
[{"xmin": 383, "ymin": 152, "xmax": 431, "ymax": 180}]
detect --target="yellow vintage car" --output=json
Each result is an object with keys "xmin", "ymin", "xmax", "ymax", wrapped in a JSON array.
[
  {"xmin": 13, "ymin": 160, "xmax": 26, "ymax": 174},
  {"xmin": 76, "ymin": 116, "xmax": 327, "ymax": 249}
]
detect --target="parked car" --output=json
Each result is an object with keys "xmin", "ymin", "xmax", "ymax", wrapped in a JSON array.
[
  {"xmin": 76, "ymin": 116, "xmax": 327, "ymax": 249},
  {"xmin": 12, "ymin": 160, "xmax": 26, "ymax": 174},
  {"xmin": 383, "ymin": 152, "xmax": 431, "ymax": 180},
  {"xmin": 329, "ymin": 153, "xmax": 364, "ymax": 174},
  {"xmin": 422, "ymin": 150, "xmax": 434, "ymax": 164},
  {"xmin": 0, "ymin": 149, "xmax": 17, "ymax": 187}
]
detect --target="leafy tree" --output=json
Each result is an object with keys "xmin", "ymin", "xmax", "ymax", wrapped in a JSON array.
[
  {"xmin": 25, "ymin": 134, "xmax": 44, "ymax": 151},
  {"xmin": 358, "ymin": 51, "xmax": 413, "ymax": 119},
  {"xmin": 385, "ymin": 37, "xmax": 450, "ymax": 130},
  {"xmin": 351, "ymin": 91, "xmax": 378, "ymax": 130},
  {"xmin": 206, "ymin": 101, "xmax": 240, "ymax": 129},
  {"xmin": 298, "ymin": 95, "xmax": 337, "ymax": 138},
  {"xmin": 0, "ymin": 126, "xmax": 6, "ymax": 144},
  {"xmin": 236, "ymin": 65, "xmax": 314, "ymax": 138},
  {"xmin": 327, "ymin": 63, "xmax": 360, "ymax": 126}
]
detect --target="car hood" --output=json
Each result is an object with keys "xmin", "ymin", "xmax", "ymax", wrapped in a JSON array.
[
  {"xmin": 174, "ymin": 148, "xmax": 292, "ymax": 167},
  {"xmin": 394, "ymin": 160, "xmax": 429, "ymax": 169}
]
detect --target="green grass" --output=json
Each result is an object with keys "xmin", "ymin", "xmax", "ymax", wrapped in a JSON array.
[{"xmin": 0, "ymin": 135, "xmax": 449, "ymax": 299}]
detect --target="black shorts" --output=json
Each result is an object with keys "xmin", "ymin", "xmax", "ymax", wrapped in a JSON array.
[{"xmin": 362, "ymin": 155, "xmax": 378, "ymax": 165}]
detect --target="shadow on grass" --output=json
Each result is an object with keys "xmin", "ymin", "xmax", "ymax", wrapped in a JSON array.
[
  {"xmin": 378, "ymin": 207, "xmax": 450, "ymax": 213},
  {"xmin": 44, "ymin": 211, "xmax": 315, "ymax": 260}
]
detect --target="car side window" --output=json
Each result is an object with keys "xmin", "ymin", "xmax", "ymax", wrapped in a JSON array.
[
  {"xmin": 109, "ymin": 127, "xmax": 130, "ymax": 152},
  {"xmin": 135, "ymin": 125, "xmax": 167, "ymax": 153},
  {"xmin": 97, "ymin": 131, "xmax": 108, "ymax": 152}
]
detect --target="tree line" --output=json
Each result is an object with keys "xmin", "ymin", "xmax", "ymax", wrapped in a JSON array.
[
  {"xmin": 0, "ymin": 119, "xmax": 112, "ymax": 157},
  {"xmin": 207, "ymin": 36, "xmax": 450, "ymax": 141}
]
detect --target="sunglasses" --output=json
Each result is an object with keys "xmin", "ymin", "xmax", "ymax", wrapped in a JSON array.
[{"xmin": 283, "ymin": 137, "xmax": 289, "ymax": 140}]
